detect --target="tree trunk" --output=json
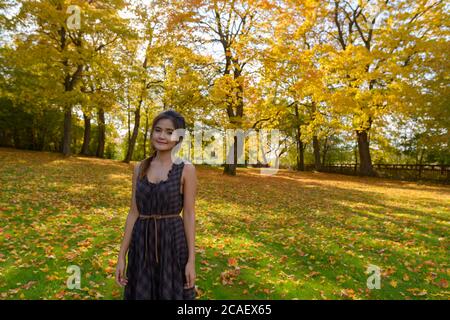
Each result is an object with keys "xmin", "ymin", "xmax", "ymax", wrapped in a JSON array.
[
  {"xmin": 356, "ymin": 130, "xmax": 375, "ymax": 176},
  {"xmin": 224, "ymin": 134, "xmax": 238, "ymax": 175},
  {"xmin": 417, "ymin": 147, "xmax": 425, "ymax": 165},
  {"xmin": 294, "ymin": 126, "xmax": 305, "ymax": 171},
  {"xmin": 12, "ymin": 127, "xmax": 20, "ymax": 148},
  {"xmin": 96, "ymin": 108, "xmax": 105, "ymax": 158},
  {"xmin": 80, "ymin": 112, "xmax": 91, "ymax": 155},
  {"xmin": 298, "ymin": 140, "xmax": 305, "ymax": 171},
  {"xmin": 143, "ymin": 111, "xmax": 149, "ymax": 158},
  {"xmin": 62, "ymin": 106, "xmax": 72, "ymax": 156},
  {"xmin": 73, "ymin": 135, "xmax": 77, "ymax": 152},
  {"xmin": 223, "ymin": 115, "xmax": 244, "ymax": 176},
  {"xmin": 29, "ymin": 124, "xmax": 37, "ymax": 150},
  {"xmin": 37, "ymin": 120, "xmax": 47, "ymax": 151},
  {"xmin": 313, "ymin": 135, "xmax": 321, "ymax": 170},
  {"xmin": 59, "ymin": 14, "xmax": 83, "ymax": 156},
  {"xmin": 293, "ymin": 103, "xmax": 305, "ymax": 171},
  {"xmin": 124, "ymin": 107, "xmax": 141, "ymax": 163},
  {"xmin": 221, "ymin": 38, "xmax": 244, "ymax": 176},
  {"xmin": 322, "ymin": 136, "xmax": 329, "ymax": 166},
  {"xmin": 59, "ymin": 133, "xmax": 64, "ymax": 153}
]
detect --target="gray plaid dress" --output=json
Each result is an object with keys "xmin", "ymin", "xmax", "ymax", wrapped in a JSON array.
[{"xmin": 123, "ymin": 155, "xmax": 196, "ymax": 300}]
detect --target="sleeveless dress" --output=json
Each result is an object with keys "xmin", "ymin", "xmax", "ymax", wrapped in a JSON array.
[{"xmin": 123, "ymin": 155, "xmax": 196, "ymax": 300}]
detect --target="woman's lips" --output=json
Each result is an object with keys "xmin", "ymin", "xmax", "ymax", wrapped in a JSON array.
[{"xmin": 157, "ymin": 141, "xmax": 167, "ymax": 144}]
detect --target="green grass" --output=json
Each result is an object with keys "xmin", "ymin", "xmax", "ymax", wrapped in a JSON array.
[{"xmin": 0, "ymin": 147, "xmax": 449, "ymax": 299}]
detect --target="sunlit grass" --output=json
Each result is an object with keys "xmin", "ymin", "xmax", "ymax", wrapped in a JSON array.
[{"xmin": 0, "ymin": 147, "xmax": 449, "ymax": 300}]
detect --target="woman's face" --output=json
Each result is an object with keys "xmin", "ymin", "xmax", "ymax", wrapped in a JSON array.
[{"xmin": 151, "ymin": 118, "xmax": 178, "ymax": 151}]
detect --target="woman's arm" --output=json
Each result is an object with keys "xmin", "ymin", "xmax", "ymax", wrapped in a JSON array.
[
  {"xmin": 183, "ymin": 163, "xmax": 197, "ymax": 262},
  {"xmin": 182, "ymin": 163, "xmax": 197, "ymax": 288},
  {"xmin": 116, "ymin": 162, "xmax": 140, "ymax": 286}
]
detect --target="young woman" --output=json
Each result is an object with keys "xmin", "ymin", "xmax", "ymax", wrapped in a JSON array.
[{"xmin": 115, "ymin": 109, "xmax": 197, "ymax": 300}]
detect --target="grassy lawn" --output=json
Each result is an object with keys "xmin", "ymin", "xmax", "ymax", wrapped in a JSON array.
[{"xmin": 0, "ymin": 147, "xmax": 449, "ymax": 300}]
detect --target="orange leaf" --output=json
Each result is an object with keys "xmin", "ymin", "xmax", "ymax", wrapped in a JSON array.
[{"xmin": 227, "ymin": 258, "xmax": 238, "ymax": 266}]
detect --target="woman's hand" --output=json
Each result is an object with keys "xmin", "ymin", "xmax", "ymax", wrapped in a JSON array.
[
  {"xmin": 184, "ymin": 260, "xmax": 196, "ymax": 289},
  {"xmin": 115, "ymin": 256, "xmax": 128, "ymax": 287}
]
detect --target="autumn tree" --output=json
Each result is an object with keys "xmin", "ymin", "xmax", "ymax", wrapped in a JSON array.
[
  {"xmin": 321, "ymin": 0, "xmax": 448, "ymax": 175},
  {"xmin": 260, "ymin": 0, "xmax": 330, "ymax": 170},
  {"xmin": 4, "ymin": 0, "xmax": 130, "ymax": 156},
  {"xmin": 170, "ymin": 0, "xmax": 273, "ymax": 175}
]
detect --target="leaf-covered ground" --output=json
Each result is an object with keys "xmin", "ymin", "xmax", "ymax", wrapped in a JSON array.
[{"xmin": 0, "ymin": 147, "xmax": 449, "ymax": 300}]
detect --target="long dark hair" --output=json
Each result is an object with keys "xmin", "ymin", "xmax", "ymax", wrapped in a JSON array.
[{"xmin": 138, "ymin": 109, "xmax": 186, "ymax": 181}]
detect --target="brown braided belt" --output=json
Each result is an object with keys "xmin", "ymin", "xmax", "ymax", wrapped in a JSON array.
[{"xmin": 139, "ymin": 214, "xmax": 181, "ymax": 265}]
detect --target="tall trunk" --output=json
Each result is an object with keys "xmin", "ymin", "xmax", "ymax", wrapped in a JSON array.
[
  {"xmin": 294, "ymin": 128, "xmax": 304, "ymax": 171},
  {"xmin": 73, "ymin": 135, "xmax": 77, "ymax": 152},
  {"xmin": 59, "ymin": 132, "xmax": 64, "ymax": 153},
  {"xmin": 293, "ymin": 103, "xmax": 304, "ymax": 171},
  {"xmin": 37, "ymin": 118, "xmax": 47, "ymax": 151},
  {"xmin": 12, "ymin": 127, "xmax": 20, "ymax": 148},
  {"xmin": 322, "ymin": 136, "xmax": 328, "ymax": 166},
  {"xmin": 299, "ymin": 140, "xmax": 305, "ymax": 171},
  {"xmin": 310, "ymin": 101, "xmax": 321, "ymax": 170},
  {"xmin": 223, "ymin": 98, "xmax": 243, "ymax": 176},
  {"xmin": 62, "ymin": 106, "xmax": 72, "ymax": 156},
  {"xmin": 124, "ymin": 107, "xmax": 141, "ymax": 163},
  {"xmin": 294, "ymin": 126, "xmax": 305, "ymax": 171},
  {"xmin": 59, "ymin": 15, "xmax": 83, "ymax": 156},
  {"xmin": 417, "ymin": 147, "xmax": 425, "ymax": 165},
  {"xmin": 221, "ymin": 35, "xmax": 244, "ymax": 176},
  {"xmin": 96, "ymin": 108, "xmax": 105, "ymax": 158},
  {"xmin": 61, "ymin": 67, "xmax": 83, "ymax": 156},
  {"xmin": 224, "ymin": 134, "xmax": 239, "ymax": 175},
  {"xmin": 356, "ymin": 130, "xmax": 375, "ymax": 176},
  {"xmin": 127, "ymin": 106, "xmax": 131, "ymax": 151},
  {"xmin": 143, "ymin": 112, "xmax": 149, "ymax": 158},
  {"xmin": 29, "ymin": 124, "xmax": 37, "ymax": 150},
  {"xmin": 80, "ymin": 112, "xmax": 91, "ymax": 155},
  {"xmin": 313, "ymin": 135, "xmax": 321, "ymax": 170},
  {"xmin": 223, "ymin": 118, "xmax": 245, "ymax": 175},
  {"xmin": 124, "ymin": 53, "xmax": 149, "ymax": 163}
]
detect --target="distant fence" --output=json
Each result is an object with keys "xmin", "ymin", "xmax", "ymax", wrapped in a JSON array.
[{"xmin": 304, "ymin": 163, "xmax": 450, "ymax": 184}]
